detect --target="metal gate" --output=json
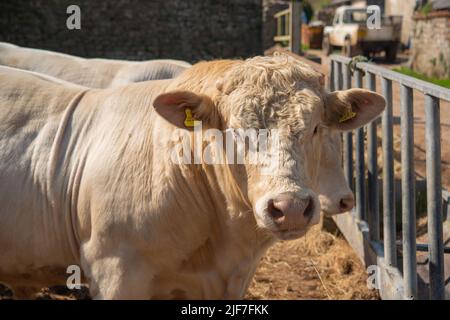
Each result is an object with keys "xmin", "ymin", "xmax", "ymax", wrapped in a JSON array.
[{"xmin": 329, "ymin": 55, "xmax": 450, "ymax": 300}]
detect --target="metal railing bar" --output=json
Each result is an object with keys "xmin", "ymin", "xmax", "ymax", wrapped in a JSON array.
[
  {"xmin": 366, "ymin": 72, "xmax": 380, "ymax": 241},
  {"xmin": 329, "ymin": 58, "xmax": 335, "ymax": 92},
  {"xmin": 330, "ymin": 55, "xmax": 450, "ymax": 101},
  {"xmin": 330, "ymin": 55, "xmax": 448, "ymax": 299},
  {"xmin": 359, "ymin": 63, "xmax": 450, "ymax": 101},
  {"xmin": 333, "ymin": 60, "xmax": 343, "ymax": 92},
  {"xmin": 355, "ymin": 70, "xmax": 365, "ymax": 221},
  {"xmin": 329, "ymin": 55, "xmax": 356, "ymax": 64},
  {"xmin": 382, "ymin": 77, "xmax": 397, "ymax": 267},
  {"xmin": 342, "ymin": 60, "xmax": 352, "ymax": 90},
  {"xmin": 395, "ymin": 242, "xmax": 450, "ymax": 254},
  {"xmin": 342, "ymin": 63, "xmax": 354, "ymax": 192},
  {"xmin": 424, "ymin": 94, "xmax": 445, "ymax": 300},
  {"xmin": 400, "ymin": 84, "xmax": 418, "ymax": 299}
]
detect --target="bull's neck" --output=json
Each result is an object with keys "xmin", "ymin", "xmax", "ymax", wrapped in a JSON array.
[{"xmin": 165, "ymin": 159, "xmax": 274, "ymax": 298}]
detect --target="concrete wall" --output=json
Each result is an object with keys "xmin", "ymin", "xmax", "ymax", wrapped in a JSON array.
[
  {"xmin": 411, "ymin": 11, "xmax": 450, "ymax": 78},
  {"xmin": 0, "ymin": 0, "xmax": 263, "ymax": 62}
]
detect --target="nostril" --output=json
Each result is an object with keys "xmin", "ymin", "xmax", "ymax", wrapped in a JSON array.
[
  {"xmin": 267, "ymin": 199, "xmax": 285, "ymax": 223},
  {"xmin": 303, "ymin": 197, "xmax": 314, "ymax": 218},
  {"xmin": 339, "ymin": 196, "xmax": 354, "ymax": 212}
]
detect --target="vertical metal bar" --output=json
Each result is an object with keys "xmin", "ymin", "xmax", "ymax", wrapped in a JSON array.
[
  {"xmin": 366, "ymin": 72, "xmax": 380, "ymax": 241},
  {"xmin": 329, "ymin": 59, "xmax": 335, "ymax": 92},
  {"xmin": 333, "ymin": 60, "xmax": 342, "ymax": 91},
  {"xmin": 289, "ymin": 1, "xmax": 302, "ymax": 55},
  {"xmin": 400, "ymin": 85, "xmax": 417, "ymax": 299},
  {"xmin": 425, "ymin": 94, "xmax": 445, "ymax": 300},
  {"xmin": 354, "ymin": 70, "xmax": 365, "ymax": 221},
  {"xmin": 342, "ymin": 60, "xmax": 351, "ymax": 90},
  {"xmin": 342, "ymin": 63, "xmax": 353, "ymax": 192},
  {"xmin": 381, "ymin": 78, "xmax": 397, "ymax": 267}
]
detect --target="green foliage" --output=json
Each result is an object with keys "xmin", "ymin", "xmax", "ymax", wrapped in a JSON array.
[
  {"xmin": 430, "ymin": 57, "xmax": 437, "ymax": 67},
  {"xmin": 439, "ymin": 53, "xmax": 449, "ymax": 74},
  {"xmin": 393, "ymin": 67, "xmax": 450, "ymax": 89},
  {"xmin": 419, "ymin": 2, "xmax": 433, "ymax": 15}
]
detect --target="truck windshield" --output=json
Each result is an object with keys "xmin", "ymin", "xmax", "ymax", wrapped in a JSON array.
[{"xmin": 343, "ymin": 10, "xmax": 367, "ymax": 24}]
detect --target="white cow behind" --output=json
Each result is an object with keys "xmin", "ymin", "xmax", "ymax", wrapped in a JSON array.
[
  {"xmin": 0, "ymin": 42, "xmax": 191, "ymax": 88},
  {"xmin": 0, "ymin": 55, "xmax": 385, "ymax": 299}
]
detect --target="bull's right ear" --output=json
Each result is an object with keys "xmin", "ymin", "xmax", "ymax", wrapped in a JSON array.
[
  {"xmin": 323, "ymin": 88, "xmax": 385, "ymax": 131},
  {"xmin": 153, "ymin": 90, "xmax": 221, "ymax": 130}
]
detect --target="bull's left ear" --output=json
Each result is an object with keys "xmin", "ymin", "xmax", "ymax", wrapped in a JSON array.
[
  {"xmin": 323, "ymin": 88, "xmax": 385, "ymax": 131},
  {"xmin": 153, "ymin": 90, "xmax": 221, "ymax": 130}
]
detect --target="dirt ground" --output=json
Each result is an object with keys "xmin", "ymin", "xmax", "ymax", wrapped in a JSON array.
[{"xmin": 246, "ymin": 225, "xmax": 379, "ymax": 300}]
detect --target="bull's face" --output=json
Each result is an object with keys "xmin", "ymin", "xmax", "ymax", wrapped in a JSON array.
[
  {"xmin": 153, "ymin": 56, "xmax": 385, "ymax": 241},
  {"xmin": 314, "ymin": 128, "xmax": 354, "ymax": 216},
  {"xmin": 222, "ymin": 84, "xmax": 325, "ymax": 240}
]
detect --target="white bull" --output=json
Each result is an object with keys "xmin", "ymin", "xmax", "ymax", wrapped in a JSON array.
[
  {"xmin": 0, "ymin": 42, "xmax": 191, "ymax": 88},
  {"xmin": 0, "ymin": 55, "xmax": 385, "ymax": 299}
]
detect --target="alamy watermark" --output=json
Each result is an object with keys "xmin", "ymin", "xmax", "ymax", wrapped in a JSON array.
[
  {"xmin": 366, "ymin": 265, "xmax": 381, "ymax": 290},
  {"xmin": 366, "ymin": 5, "xmax": 381, "ymax": 30},
  {"xmin": 64, "ymin": 5, "xmax": 382, "ymax": 31},
  {"xmin": 66, "ymin": 5, "xmax": 81, "ymax": 30},
  {"xmin": 66, "ymin": 264, "xmax": 81, "ymax": 289},
  {"xmin": 169, "ymin": 123, "xmax": 282, "ymax": 176}
]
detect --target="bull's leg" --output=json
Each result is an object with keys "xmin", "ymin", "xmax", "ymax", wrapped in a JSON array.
[{"xmin": 80, "ymin": 242, "xmax": 154, "ymax": 300}]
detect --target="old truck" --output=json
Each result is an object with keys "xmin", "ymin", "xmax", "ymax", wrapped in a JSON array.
[{"xmin": 322, "ymin": 6, "xmax": 402, "ymax": 62}]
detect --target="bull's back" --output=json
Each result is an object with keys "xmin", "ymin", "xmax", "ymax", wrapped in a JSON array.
[
  {"xmin": 111, "ymin": 61, "xmax": 191, "ymax": 87},
  {"xmin": 0, "ymin": 43, "xmax": 123, "ymax": 88},
  {"xmin": 0, "ymin": 42, "xmax": 191, "ymax": 88}
]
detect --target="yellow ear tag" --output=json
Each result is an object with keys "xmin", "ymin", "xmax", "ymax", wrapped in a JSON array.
[
  {"xmin": 339, "ymin": 106, "xmax": 357, "ymax": 123},
  {"xmin": 184, "ymin": 108, "xmax": 200, "ymax": 127}
]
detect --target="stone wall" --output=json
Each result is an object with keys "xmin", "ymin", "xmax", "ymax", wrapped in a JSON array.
[
  {"xmin": 0, "ymin": 0, "xmax": 262, "ymax": 62},
  {"xmin": 411, "ymin": 11, "xmax": 450, "ymax": 79}
]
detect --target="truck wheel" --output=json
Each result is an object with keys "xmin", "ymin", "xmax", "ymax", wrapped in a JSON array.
[
  {"xmin": 385, "ymin": 45, "xmax": 398, "ymax": 63},
  {"xmin": 342, "ymin": 38, "xmax": 353, "ymax": 57},
  {"xmin": 322, "ymin": 36, "xmax": 332, "ymax": 56}
]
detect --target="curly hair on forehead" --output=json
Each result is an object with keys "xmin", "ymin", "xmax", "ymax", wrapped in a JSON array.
[
  {"xmin": 165, "ymin": 55, "xmax": 324, "ymax": 132},
  {"xmin": 220, "ymin": 56, "xmax": 323, "ymax": 133},
  {"xmin": 221, "ymin": 54, "xmax": 323, "ymax": 95},
  {"xmin": 168, "ymin": 54, "xmax": 323, "ymax": 98}
]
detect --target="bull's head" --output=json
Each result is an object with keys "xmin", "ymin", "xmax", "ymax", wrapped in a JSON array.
[{"xmin": 153, "ymin": 56, "xmax": 385, "ymax": 240}]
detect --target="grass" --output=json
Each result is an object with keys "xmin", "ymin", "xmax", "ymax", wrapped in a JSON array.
[
  {"xmin": 302, "ymin": 43, "xmax": 310, "ymax": 52},
  {"xmin": 392, "ymin": 67, "xmax": 450, "ymax": 89}
]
